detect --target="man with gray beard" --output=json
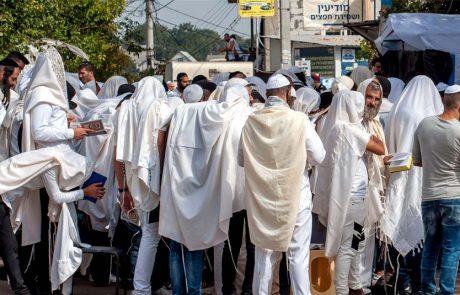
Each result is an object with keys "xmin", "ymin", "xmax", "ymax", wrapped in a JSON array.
[{"xmin": 357, "ymin": 79, "xmax": 388, "ymax": 294}]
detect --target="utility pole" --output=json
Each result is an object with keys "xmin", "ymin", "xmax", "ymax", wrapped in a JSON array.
[
  {"xmin": 146, "ymin": 0, "xmax": 155, "ymax": 70},
  {"xmin": 279, "ymin": 0, "xmax": 291, "ymax": 69}
]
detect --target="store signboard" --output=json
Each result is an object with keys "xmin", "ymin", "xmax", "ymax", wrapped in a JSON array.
[
  {"xmin": 238, "ymin": 0, "xmax": 275, "ymax": 17},
  {"xmin": 303, "ymin": 0, "xmax": 363, "ymax": 29},
  {"xmin": 297, "ymin": 47, "xmax": 335, "ymax": 78}
]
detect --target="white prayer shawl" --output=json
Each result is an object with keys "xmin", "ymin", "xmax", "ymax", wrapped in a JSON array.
[
  {"xmin": 388, "ymin": 78, "xmax": 405, "ymax": 104},
  {"xmin": 351, "ymin": 66, "xmax": 374, "ymax": 88},
  {"xmin": 242, "ymin": 101, "xmax": 308, "ymax": 252},
  {"xmin": 97, "ymin": 76, "xmax": 128, "ymax": 99},
  {"xmin": 19, "ymin": 47, "xmax": 68, "ymax": 245},
  {"xmin": 382, "ymin": 75, "xmax": 443, "ymax": 256},
  {"xmin": 293, "ymin": 87, "xmax": 320, "ymax": 116},
  {"xmin": 0, "ymin": 147, "xmax": 90, "ymax": 292},
  {"xmin": 116, "ymin": 77, "xmax": 168, "ymax": 220},
  {"xmin": 209, "ymin": 82, "xmax": 226, "ymax": 101},
  {"xmin": 246, "ymin": 76, "xmax": 267, "ymax": 101},
  {"xmin": 77, "ymin": 98, "xmax": 122, "ymax": 232},
  {"xmin": 0, "ymin": 93, "xmax": 19, "ymax": 161},
  {"xmin": 51, "ymin": 202, "xmax": 90, "ymax": 292},
  {"xmin": 212, "ymin": 72, "xmax": 230, "ymax": 85},
  {"xmin": 159, "ymin": 90, "xmax": 250, "ymax": 251},
  {"xmin": 312, "ymin": 90, "xmax": 368, "ymax": 257}
]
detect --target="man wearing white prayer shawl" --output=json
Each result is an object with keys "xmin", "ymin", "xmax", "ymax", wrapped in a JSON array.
[
  {"xmin": 239, "ymin": 74, "xmax": 325, "ymax": 295},
  {"xmin": 19, "ymin": 47, "xmax": 94, "ymax": 294},
  {"xmin": 313, "ymin": 90, "xmax": 385, "ymax": 295},
  {"xmin": 382, "ymin": 76, "xmax": 443, "ymax": 257},
  {"xmin": 0, "ymin": 146, "xmax": 104, "ymax": 295},
  {"xmin": 97, "ymin": 75, "xmax": 128, "ymax": 99},
  {"xmin": 114, "ymin": 76, "xmax": 176, "ymax": 295},
  {"xmin": 356, "ymin": 79, "xmax": 388, "ymax": 292},
  {"xmin": 160, "ymin": 84, "xmax": 251, "ymax": 295}
]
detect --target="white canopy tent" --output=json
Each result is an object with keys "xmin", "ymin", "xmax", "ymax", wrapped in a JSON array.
[{"xmin": 375, "ymin": 13, "xmax": 460, "ymax": 55}]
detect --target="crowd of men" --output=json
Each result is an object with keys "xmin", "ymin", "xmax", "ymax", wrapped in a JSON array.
[{"xmin": 0, "ymin": 47, "xmax": 459, "ymax": 295}]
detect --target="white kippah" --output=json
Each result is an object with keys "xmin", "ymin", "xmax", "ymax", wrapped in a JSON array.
[
  {"xmin": 266, "ymin": 74, "xmax": 291, "ymax": 90},
  {"xmin": 444, "ymin": 84, "xmax": 460, "ymax": 95},
  {"xmin": 436, "ymin": 82, "xmax": 449, "ymax": 92},
  {"xmin": 183, "ymin": 84, "xmax": 203, "ymax": 103},
  {"xmin": 225, "ymin": 78, "xmax": 249, "ymax": 90}
]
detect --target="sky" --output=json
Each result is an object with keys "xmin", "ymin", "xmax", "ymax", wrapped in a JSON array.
[{"xmin": 122, "ymin": 0, "xmax": 252, "ymax": 38}]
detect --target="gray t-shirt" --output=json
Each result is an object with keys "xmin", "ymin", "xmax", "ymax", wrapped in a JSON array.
[{"xmin": 413, "ymin": 116, "xmax": 460, "ymax": 200}]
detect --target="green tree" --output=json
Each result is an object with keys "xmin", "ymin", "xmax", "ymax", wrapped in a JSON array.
[{"xmin": 0, "ymin": 0, "xmax": 131, "ymax": 80}]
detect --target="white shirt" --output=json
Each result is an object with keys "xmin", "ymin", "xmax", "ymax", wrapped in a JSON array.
[
  {"xmin": 31, "ymin": 103, "xmax": 74, "ymax": 149},
  {"xmin": 350, "ymin": 157, "xmax": 368, "ymax": 199},
  {"xmin": 167, "ymin": 88, "xmax": 182, "ymax": 98},
  {"xmin": 227, "ymin": 37, "xmax": 242, "ymax": 61}
]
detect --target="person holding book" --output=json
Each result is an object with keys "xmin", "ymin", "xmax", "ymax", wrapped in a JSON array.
[
  {"xmin": 413, "ymin": 85, "xmax": 460, "ymax": 295},
  {"xmin": 313, "ymin": 90, "xmax": 385, "ymax": 295}
]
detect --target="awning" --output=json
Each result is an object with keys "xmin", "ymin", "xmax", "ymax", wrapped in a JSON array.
[
  {"xmin": 343, "ymin": 20, "xmax": 380, "ymax": 42},
  {"xmin": 375, "ymin": 13, "xmax": 460, "ymax": 55}
]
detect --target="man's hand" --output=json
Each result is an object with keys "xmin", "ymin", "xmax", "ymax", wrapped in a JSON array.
[
  {"xmin": 383, "ymin": 155, "xmax": 393, "ymax": 165},
  {"xmin": 73, "ymin": 127, "xmax": 93, "ymax": 140},
  {"xmin": 67, "ymin": 113, "xmax": 76, "ymax": 127},
  {"xmin": 121, "ymin": 190, "xmax": 135, "ymax": 213},
  {"xmin": 83, "ymin": 183, "xmax": 106, "ymax": 199}
]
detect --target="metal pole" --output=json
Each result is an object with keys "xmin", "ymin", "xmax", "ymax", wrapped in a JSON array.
[
  {"xmin": 250, "ymin": 17, "xmax": 254, "ymax": 49},
  {"xmin": 146, "ymin": 0, "xmax": 155, "ymax": 70},
  {"xmin": 280, "ymin": 0, "xmax": 291, "ymax": 69}
]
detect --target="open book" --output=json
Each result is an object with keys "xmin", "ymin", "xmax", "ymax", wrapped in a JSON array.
[
  {"xmin": 80, "ymin": 119, "xmax": 107, "ymax": 136},
  {"xmin": 388, "ymin": 152, "xmax": 413, "ymax": 173}
]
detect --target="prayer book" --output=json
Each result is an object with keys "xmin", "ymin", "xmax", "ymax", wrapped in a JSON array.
[
  {"xmin": 81, "ymin": 171, "xmax": 107, "ymax": 203},
  {"xmin": 388, "ymin": 152, "xmax": 412, "ymax": 173},
  {"xmin": 80, "ymin": 119, "xmax": 107, "ymax": 136}
]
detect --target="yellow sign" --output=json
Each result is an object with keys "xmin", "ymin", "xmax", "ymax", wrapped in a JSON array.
[{"xmin": 238, "ymin": 0, "xmax": 275, "ymax": 18}]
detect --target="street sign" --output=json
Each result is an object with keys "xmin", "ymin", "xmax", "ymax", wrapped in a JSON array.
[{"xmin": 238, "ymin": 0, "xmax": 275, "ymax": 18}]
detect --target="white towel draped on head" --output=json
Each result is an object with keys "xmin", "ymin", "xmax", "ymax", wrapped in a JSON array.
[
  {"xmin": 160, "ymin": 86, "xmax": 251, "ymax": 251},
  {"xmin": 382, "ymin": 75, "xmax": 443, "ymax": 256}
]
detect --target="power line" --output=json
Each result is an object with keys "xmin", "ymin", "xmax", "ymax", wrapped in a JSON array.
[
  {"xmin": 156, "ymin": 2, "xmax": 249, "ymax": 36},
  {"xmin": 154, "ymin": 0, "xmax": 177, "ymax": 12},
  {"xmin": 194, "ymin": 0, "xmax": 227, "ymax": 28}
]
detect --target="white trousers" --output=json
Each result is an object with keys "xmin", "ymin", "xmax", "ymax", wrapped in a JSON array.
[
  {"xmin": 334, "ymin": 199, "xmax": 366, "ymax": 295},
  {"xmin": 133, "ymin": 222, "xmax": 161, "ymax": 295},
  {"xmin": 253, "ymin": 208, "xmax": 312, "ymax": 295},
  {"xmin": 360, "ymin": 225, "xmax": 375, "ymax": 289}
]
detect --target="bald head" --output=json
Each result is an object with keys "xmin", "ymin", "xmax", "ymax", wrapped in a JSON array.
[{"xmin": 443, "ymin": 92, "xmax": 460, "ymax": 110}]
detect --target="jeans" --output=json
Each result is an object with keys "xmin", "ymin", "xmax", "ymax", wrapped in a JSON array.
[
  {"xmin": 421, "ymin": 199, "xmax": 460, "ymax": 295},
  {"xmin": 0, "ymin": 202, "xmax": 31, "ymax": 295},
  {"xmin": 169, "ymin": 240, "xmax": 203, "ymax": 295},
  {"xmin": 133, "ymin": 222, "xmax": 161, "ymax": 295}
]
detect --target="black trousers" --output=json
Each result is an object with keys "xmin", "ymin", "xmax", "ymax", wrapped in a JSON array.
[
  {"xmin": 0, "ymin": 201, "xmax": 31, "ymax": 295},
  {"xmin": 222, "ymin": 210, "xmax": 254, "ymax": 295}
]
